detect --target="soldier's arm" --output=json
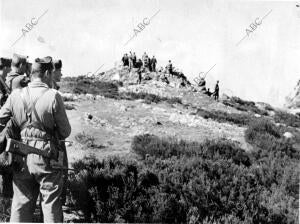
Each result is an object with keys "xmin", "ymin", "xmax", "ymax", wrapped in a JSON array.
[
  {"xmin": 0, "ymin": 94, "xmax": 13, "ymax": 131},
  {"xmin": 53, "ymin": 92, "xmax": 71, "ymax": 139}
]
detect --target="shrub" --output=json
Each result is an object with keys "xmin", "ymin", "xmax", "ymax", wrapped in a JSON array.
[
  {"xmin": 60, "ymin": 77, "xmax": 120, "ymax": 98},
  {"xmin": 132, "ymin": 134, "xmax": 251, "ymax": 166},
  {"xmin": 196, "ymin": 108, "xmax": 257, "ymax": 126},
  {"xmin": 67, "ymin": 156, "xmax": 160, "ymax": 223},
  {"xmin": 245, "ymin": 119, "xmax": 299, "ymax": 159},
  {"xmin": 119, "ymin": 91, "xmax": 182, "ymax": 105},
  {"xmin": 223, "ymin": 96, "xmax": 268, "ymax": 115},
  {"xmin": 274, "ymin": 111, "xmax": 300, "ymax": 128},
  {"xmin": 74, "ymin": 132, "xmax": 104, "ymax": 149},
  {"xmin": 66, "ymin": 133, "xmax": 299, "ymax": 223}
]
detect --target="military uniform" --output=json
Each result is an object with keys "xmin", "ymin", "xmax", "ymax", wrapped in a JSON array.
[
  {"xmin": 52, "ymin": 59, "xmax": 68, "ymax": 206},
  {"xmin": 5, "ymin": 54, "xmax": 29, "ymax": 91},
  {"xmin": 151, "ymin": 56, "xmax": 157, "ymax": 72},
  {"xmin": 0, "ymin": 57, "xmax": 71, "ymax": 222},
  {"xmin": 167, "ymin": 61, "xmax": 173, "ymax": 75},
  {"xmin": 214, "ymin": 81, "xmax": 219, "ymax": 101},
  {"xmin": 0, "ymin": 58, "xmax": 12, "ymax": 106}
]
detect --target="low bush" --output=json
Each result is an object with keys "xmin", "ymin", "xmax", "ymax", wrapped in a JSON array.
[
  {"xmin": 274, "ymin": 111, "xmax": 300, "ymax": 128},
  {"xmin": 67, "ymin": 156, "xmax": 159, "ymax": 223},
  {"xmin": 65, "ymin": 132, "xmax": 299, "ymax": 223},
  {"xmin": 118, "ymin": 91, "xmax": 182, "ymax": 105},
  {"xmin": 223, "ymin": 96, "xmax": 268, "ymax": 115},
  {"xmin": 196, "ymin": 108, "xmax": 257, "ymax": 126},
  {"xmin": 245, "ymin": 119, "xmax": 299, "ymax": 159},
  {"xmin": 60, "ymin": 77, "xmax": 120, "ymax": 98},
  {"xmin": 74, "ymin": 132, "xmax": 104, "ymax": 149},
  {"xmin": 132, "ymin": 134, "xmax": 251, "ymax": 166}
]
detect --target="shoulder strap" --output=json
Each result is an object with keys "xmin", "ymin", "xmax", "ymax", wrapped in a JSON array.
[
  {"xmin": 19, "ymin": 87, "xmax": 50, "ymax": 132},
  {"xmin": 9, "ymin": 76, "xmax": 18, "ymax": 91}
]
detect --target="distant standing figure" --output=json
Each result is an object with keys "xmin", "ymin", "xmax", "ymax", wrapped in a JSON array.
[
  {"xmin": 136, "ymin": 59, "xmax": 143, "ymax": 84},
  {"xmin": 143, "ymin": 56, "xmax": 149, "ymax": 72},
  {"xmin": 214, "ymin": 81, "xmax": 219, "ymax": 101},
  {"xmin": 122, "ymin": 54, "xmax": 129, "ymax": 67},
  {"xmin": 122, "ymin": 54, "xmax": 126, "ymax": 66},
  {"xmin": 132, "ymin": 52, "xmax": 137, "ymax": 68},
  {"xmin": 147, "ymin": 57, "xmax": 151, "ymax": 71},
  {"xmin": 166, "ymin": 60, "xmax": 173, "ymax": 75},
  {"xmin": 129, "ymin": 51, "xmax": 133, "ymax": 70},
  {"xmin": 150, "ymin": 56, "xmax": 157, "ymax": 72},
  {"xmin": 142, "ymin": 52, "xmax": 147, "ymax": 62}
]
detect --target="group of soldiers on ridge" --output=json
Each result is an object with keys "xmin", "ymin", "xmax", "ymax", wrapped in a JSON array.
[
  {"xmin": 0, "ymin": 53, "xmax": 70, "ymax": 222},
  {"xmin": 121, "ymin": 52, "xmax": 220, "ymax": 100},
  {"xmin": 121, "ymin": 52, "xmax": 185, "ymax": 85}
]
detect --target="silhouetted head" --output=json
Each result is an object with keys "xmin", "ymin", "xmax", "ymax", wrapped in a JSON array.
[
  {"xmin": 31, "ymin": 56, "xmax": 54, "ymax": 86},
  {"xmin": 52, "ymin": 59, "xmax": 63, "ymax": 82}
]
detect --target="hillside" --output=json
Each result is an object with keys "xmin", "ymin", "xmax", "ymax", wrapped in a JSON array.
[
  {"xmin": 60, "ymin": 66, "xmax": 260, "ymax": 162},
  {"xmin": 57, "ymin": 66, "xmax": 300, "ymax": 223},
  {"xmin": 2, "ymin": 66, "xmax": 298, "ymax": 223}
]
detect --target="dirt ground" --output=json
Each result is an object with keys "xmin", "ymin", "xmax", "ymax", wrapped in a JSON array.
[{"xmin": 65, "ymin": 95, "xmax": 252, "ymax": 166}]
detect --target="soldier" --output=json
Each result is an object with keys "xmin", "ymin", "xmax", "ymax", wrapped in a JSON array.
[
  {"xmin": 6, "ymin": 53, "xmax": 30, "ymax": 91},
  {"xmin": 121, "ymin": 54, "xmax": 126, "ymax": 66},
  {"xmin": 147, "ymin": 56, "xmax": 151, "ymax": 72},
  {"xmin": 214, "ymin": 80, "xmax": 220, "ymax": 101},
  {"xmin": 0, "ymin": 56, "xmax": 71, "ymax": 222},
  {"xmin": 136, "ymin": 59, "xmax": 143, "ymax": 84},
  {"xmin": 132, "ymin": 52, "xmax": 137, "ymax": 68},
  {"xmin": 150, "ymin": 56, "xmax": 157, "ymax": 72},
  {"xmin": 0, "ymin": 57, "xmax": 12, "ymax": 80},
  {"xmin": 166, "ymin": 60, "xmax": 173, "ymax": 75},
  {"xmin": 129, "ymin": 51, "xmax": 133, "ymax": 71},
  {"xmin": 51, "ymin": 59, "xmax": 63, "ymax": 90},
  {"xmin": 143, "ymin": 55, "xmax": 149, "ymax": 72},
  {"xmin": 142, "ymin": 52, "xmax": 147, "ymax": 62},
  {"xmin": 50, "ymin": 59, "xmax": 68, "ymax": 207},
  {"xmin": 0, "ymin": 58, "xmax": 12, "ymax": 106}
]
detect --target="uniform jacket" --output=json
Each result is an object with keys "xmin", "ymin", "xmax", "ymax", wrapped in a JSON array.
[{"xmin": 0, "ymin": 80, "xmax": 71, "ymax": 150}]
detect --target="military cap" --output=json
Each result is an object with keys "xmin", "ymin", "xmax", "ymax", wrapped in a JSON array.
[
  {"xmin": 12, "ymin": 53, "xmax": 28, "ymax": 66},
  {"xmin": 32, "ymin": 56, "xmax": 54, "ymax": 72},
  {"xmin": 53, "ymin": 59, "xmax": 62, "ymax": 70},
  {"xmin": 0, "ymin": 57, "xmax": 12, "ymax": 68}
]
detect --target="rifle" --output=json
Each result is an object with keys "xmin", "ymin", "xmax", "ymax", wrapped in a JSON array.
[{"xmin": 5, "ymin": 138, "xmax": 76, "ymax": 171}]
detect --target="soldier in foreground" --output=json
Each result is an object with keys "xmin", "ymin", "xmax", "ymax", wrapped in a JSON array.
[{"xmin": 0, "ymin": 56, "xmax": 71, "ymax": 222}]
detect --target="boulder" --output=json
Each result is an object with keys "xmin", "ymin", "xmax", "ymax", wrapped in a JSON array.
[{"xmin": 283, "ymin": 132, "xmax": 294, "ymax": 139}]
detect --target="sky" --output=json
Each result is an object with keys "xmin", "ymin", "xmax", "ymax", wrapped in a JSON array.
[{"xmin": 0, "ymin": 0, "xmax": 299, "ymax": 107}]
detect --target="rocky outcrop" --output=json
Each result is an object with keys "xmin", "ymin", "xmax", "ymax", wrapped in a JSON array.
[
  {"xmin": 285, "ymin": 80, "xmax": 300, "ymax": 109},
  {"xmin": 97, "ymin": 65, "xmax": 191, "ymax": 88}
]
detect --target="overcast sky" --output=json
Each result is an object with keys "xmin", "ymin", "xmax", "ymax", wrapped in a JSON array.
[{"xmin": 0, "ymin": 0, "xmax": 299, "ymax": 107}]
